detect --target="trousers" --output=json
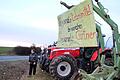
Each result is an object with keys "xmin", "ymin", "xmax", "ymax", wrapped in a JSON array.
[{"xmin": 29, "ymin": 62, "xmax": 37, "ymax": 75}]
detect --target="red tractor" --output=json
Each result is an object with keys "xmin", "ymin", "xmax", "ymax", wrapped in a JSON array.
[{"xmin": 39, "ymin": 45, "xmax": 112, "ymax": 80}]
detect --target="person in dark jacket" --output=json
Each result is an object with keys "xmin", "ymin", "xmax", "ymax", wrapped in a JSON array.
[{"xmin": 29, "ymin": 46, "xmax": 38, "ymax": 76}]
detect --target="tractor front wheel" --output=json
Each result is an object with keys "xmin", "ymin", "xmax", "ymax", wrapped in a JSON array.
[{"xmin": 49, "ymin": 55, "xmax": 77, "ymax": 80}]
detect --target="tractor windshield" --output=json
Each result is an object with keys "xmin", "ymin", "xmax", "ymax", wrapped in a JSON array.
[{"xmin": 105, "ymin": 36, "xmax": 113, "ymax": 49}]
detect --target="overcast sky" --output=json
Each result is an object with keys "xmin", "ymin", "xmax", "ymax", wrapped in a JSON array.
[{"xmin": 0, "ymin": 0, "xmax": 120, "ymax": 47}]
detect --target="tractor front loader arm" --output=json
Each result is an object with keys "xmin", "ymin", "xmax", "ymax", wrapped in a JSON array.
[{"xmin": 60, "ymin": 0, "xmax": 120, "ymax": 79}]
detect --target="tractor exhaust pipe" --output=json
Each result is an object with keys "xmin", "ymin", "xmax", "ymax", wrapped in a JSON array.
[
  {"xmin": 95, "ymin": 0, "xmax": 99, "ymax": 2},
  {"xmin": 60, "ymin": 1, "xmax": 74, "ymax": 9}
]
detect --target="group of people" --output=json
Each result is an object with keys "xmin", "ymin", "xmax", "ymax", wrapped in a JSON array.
[{"xmin": 28, "ymin": 42, "xmax": 57, "ymax": 76}]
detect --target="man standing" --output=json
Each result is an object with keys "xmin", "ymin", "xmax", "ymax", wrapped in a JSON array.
[{"xmin": 29, "ymin": 45, "xmax": 38, "ymax": 76}]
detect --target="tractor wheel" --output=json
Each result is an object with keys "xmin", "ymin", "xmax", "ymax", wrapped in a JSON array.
[
  {"xmin": 104, "ymin": 51, "xmax": 114, "ymax": 66},
  {"xmin": 39, "ymin": 54, "xmax": 48, "ymax": 71},
  {"xmin": 39, "ymin": 55, "xmax": 45, "ymax": 70},
  {"xmin": 49, "ymin": 55, "xmax": 77, "ymax": 80}
]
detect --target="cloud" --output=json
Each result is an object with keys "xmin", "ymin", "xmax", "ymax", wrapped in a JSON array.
[
  {"xmin": 0, "ymin": 6, "xmax": 58, "ymax": 31},
  {"xmin": 0, "ymin": 0, "xmax": 119, "ymax": 47},
  {"xmin": 0, "ymin": 40, "xmax": 31, "ymax": 47}
]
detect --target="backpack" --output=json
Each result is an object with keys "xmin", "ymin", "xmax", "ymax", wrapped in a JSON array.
[{"xmin": 29, "ymin": 53, "xmax": 38, "ymax": 62}]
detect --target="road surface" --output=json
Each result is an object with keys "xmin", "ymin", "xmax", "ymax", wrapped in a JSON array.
[{"xmin": 0, "ymin": 56, "xmax": 29, "ymax": 61}]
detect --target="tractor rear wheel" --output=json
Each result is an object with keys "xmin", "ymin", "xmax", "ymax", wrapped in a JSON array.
[{"xmin": 49, "ymin": 55, "xmax": 77, "ymax": 80}]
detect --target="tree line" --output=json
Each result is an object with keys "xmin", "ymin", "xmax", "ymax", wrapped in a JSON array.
[{"xmin": 13, "ymin": 46, "xmax": 42, "ymax": 55}]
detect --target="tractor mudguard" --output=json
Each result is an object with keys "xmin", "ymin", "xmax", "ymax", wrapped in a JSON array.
[
  {"xmin": 90, "ymin": 48, "xmax": 102, "ymax": 61},
  {"xmin": 90, "ymin": 48, "xmax": 112, "ymax": 61}
]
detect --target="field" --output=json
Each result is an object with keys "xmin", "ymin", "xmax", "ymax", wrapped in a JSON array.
[
  {"xmin": 0, "ymin": 47, "xmax": 14, "ymax": 55},
  {"xmin": 0, "ymin": 60, "xmax": 54, "ymax": 80}
]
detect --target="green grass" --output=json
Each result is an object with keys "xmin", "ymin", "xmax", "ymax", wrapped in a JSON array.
[{"xmin": 0, "ymin": 47, "xmax": 14, "ymax": 55}]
